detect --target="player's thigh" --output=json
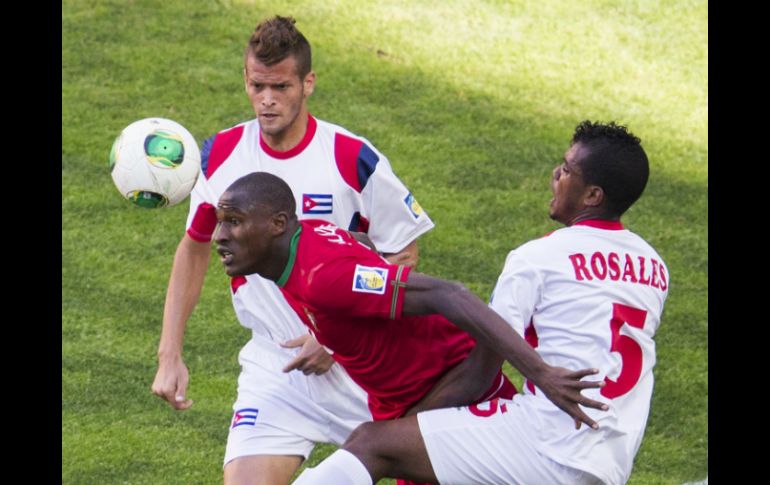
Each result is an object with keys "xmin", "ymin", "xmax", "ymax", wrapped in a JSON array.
[
  {"xmin": 346, "ymin": 416, "xmax": 437, "ymax": 483},
  {"xmin": 225, "ymin": 416, "xmax": 316, "ymax": 467},
  {"xmin": 224, "ymin": 454, "xmax": 303, "ymax": 485},
  {"xmin": 235, "ymin": 345, "xmax": 366, "ymax": 446},
  {"xmin": 417, "ymin": 399, "xmax": 597, "ymax": 485}
]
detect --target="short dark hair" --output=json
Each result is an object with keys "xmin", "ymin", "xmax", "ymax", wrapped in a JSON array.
[
  {"xmin": 245, "ymin": 16, "xmax": 312, "ymax": 79},
  {"xmin": 571, "ymin": 120, "xmax": 649, "ymax": 217},
  {"xmin": 227, "ymin": 172, "xmax": 297, "ymax": 216}
]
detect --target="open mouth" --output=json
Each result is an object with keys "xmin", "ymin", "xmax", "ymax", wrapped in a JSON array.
[{"xmin": 217, "ymin": 247, "xmax": 234, "ymax": 264}]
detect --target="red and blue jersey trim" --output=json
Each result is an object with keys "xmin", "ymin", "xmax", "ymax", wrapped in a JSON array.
[
  {"xmin": 259, "ymin": 114, "xmax": 318, "ymax": 159},
  {"xmin": 334, "ymin": 133, "xmax": 380, "ymax": 193},
  {"xmin": 201, "ymin": 125, "xmax": 245, "ymax": 179},
  {"xmin": 347, "ymin": 211, "xmax": 370, "ymax": 233}
]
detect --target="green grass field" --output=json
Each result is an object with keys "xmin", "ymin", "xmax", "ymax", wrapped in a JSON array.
[{"xmin": 62, "ymin": 0, "xmax": 707, "ymax": 483}]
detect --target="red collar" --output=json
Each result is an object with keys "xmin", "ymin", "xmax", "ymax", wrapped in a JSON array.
[
  {"xmin": 259, "ymin": 114, "xmax": 317, "ymax": 159},
  {"xmin": 572, "ymin": 219, "xmax": 625, "ymax": 230}
]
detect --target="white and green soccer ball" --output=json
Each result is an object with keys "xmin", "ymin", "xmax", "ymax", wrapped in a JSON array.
[{"xmin": 109, "ymin": 118, "xmax": 201, "ymax": 208}]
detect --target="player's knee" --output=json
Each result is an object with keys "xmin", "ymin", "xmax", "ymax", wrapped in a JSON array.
[
  {"xmin": 344, "ymin": 421, "xmax": 393, "ymax": 469},
  {"xmin": 343, "ymin": 422, "xmax": 377, "ymax": 457},
  {"xmin": 224, "ymin": 455, "xmax": 302, "ymax": 485}
]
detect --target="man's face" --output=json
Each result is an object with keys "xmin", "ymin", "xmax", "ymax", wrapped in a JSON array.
[
  {"xmin": 549, "ymin": 142, "xmax": 591, "ymax": 224},
  {"xmin": 215, "ymin": 191, "xmax": 274, "ymax": 277},
  {"xmin": 244, "ymin": 55, "xmax": 315, "ymax": 138}
]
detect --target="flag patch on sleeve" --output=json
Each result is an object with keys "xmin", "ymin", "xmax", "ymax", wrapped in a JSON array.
[
  {"xmin": 303, "ymin": 193, "xmax": 333, "ymax": 214},
  {"xmin": 404, "ymin": 193, "xmax": 424, "ymax": 219},
  {"xmin": 352, "ymin": 265, "xmax": 388, "ymax": 295},
  {"xmin": 231, "ymin": 408, "xmax": 259, "ymax": 428}
]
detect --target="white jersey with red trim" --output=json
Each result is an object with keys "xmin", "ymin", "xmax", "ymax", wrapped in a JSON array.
[
  {"xmin": 185, "ymin": 114, "xmax": 434, "ymax": 368},
  {"xmin": 488, "ymin": 220, "xmax": 668, "ymax": 484}
]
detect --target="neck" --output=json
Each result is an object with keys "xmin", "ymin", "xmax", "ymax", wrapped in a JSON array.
[
  {"xmin": 566, "ymin": 210, "xmax": 619, "ymax": 226},
  {"xmin": 261, "ymin": 109, "xmax": 309, "ymax": 152},
  {"xmin": 264, "ymin": 219, "xmax": 300, "ymax": 283}
]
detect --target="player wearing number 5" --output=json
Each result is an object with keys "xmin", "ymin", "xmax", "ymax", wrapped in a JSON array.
[{"xmin": 294, "ymin": 120, "xmax": 669, "ymax": 485}]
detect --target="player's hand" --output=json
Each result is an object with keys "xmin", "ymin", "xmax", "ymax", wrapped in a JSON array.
[
  {"xmin": 151, "ymin": 356, "xmax": 193, "ymax": 410},
  {"xmin": 535, "ymin": 366, "xmax": 608, "ymax": 430},
  {"xmin": 281, "ymin": 334, "xmax": 335, "ymax": 375}
]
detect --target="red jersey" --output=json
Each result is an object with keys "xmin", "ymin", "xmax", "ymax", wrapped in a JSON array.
[{"xmin": 279, "ymin": 220, "xmax": 513, "ymax": 420}]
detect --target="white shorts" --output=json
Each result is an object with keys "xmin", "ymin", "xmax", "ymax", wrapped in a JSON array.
[
  {"xmin": 224, "ymin": 338, "xmax": 372, "ymax": 466},
  {"xmin": 417, "ymin": 398, "xmax": 601, "ymax": 485}
]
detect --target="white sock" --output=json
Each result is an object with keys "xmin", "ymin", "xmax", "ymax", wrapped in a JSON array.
[{"xmin": 293, "ymin": 449, "xmax": 373, "ymax": 485}]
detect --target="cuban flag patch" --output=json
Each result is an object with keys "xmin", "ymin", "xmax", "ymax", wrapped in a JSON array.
[
  {"xmin": 231, "ymin": 408, "xmax": 259, "ymax": 428},
  {"xmin": 404, "ymin": 193, "xmax": 424, "ymax": 219},
  {"xmin": 303, "ymin": 193, "xmax": 333, "ymax": 214},
  {"xmin": 352, "ymin": 265, "xmax": 388, "ymax": 295}
]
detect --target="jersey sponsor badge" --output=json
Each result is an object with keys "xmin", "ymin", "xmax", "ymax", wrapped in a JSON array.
[
  {"xmin": 352, "ymin": 264, "xmax": 388, "ymax": 295},
  {"xmin": 303, "ymin": 193, "xmax": 333, "ymax": 214},
  {"xmin": 404, "ymin": 193, "xmax": 424, "ymax": 219},
  {"xmin": 231, "ymin": 408, "xmax": 259, "ymax": 428}
]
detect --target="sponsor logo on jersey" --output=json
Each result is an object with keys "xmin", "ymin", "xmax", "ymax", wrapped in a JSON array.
[
  {"xmin": 231, "ymin": 408, "xmax": 259, "ymax": 428},
  {"xmin": 303, "ymin": 193, "xmax": 333, "ymax": 214},
  {"xmin": 404, "ymin": 193, "xmax": 424, "ymax": 219},
  {"xmin": 352, "ymin": 265, "xmax": 388, "ymax": 295}
]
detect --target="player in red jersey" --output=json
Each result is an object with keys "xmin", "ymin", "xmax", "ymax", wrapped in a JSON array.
[{"xmin": 213, "ymin": 171, "xmax": 608, "ymax": 479}]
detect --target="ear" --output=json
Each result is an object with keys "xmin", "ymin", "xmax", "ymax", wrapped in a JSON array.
[
  {"xmin": 303, "ymin": 71, "xmax": 316, "ymax": 98},
  {"xmin": 584, "ymin": 185, "xmax": 604, "ymax": 208},
  {"xmin": 268, "ymin": 211, "xmax": 291, "ymax": 236},
  {"xmin": 243, "ymin": 68, "xmax": 249, "ymax": 95}
]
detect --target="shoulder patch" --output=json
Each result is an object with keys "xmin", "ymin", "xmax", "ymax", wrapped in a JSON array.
[
  {"xmin": 404, "ymin": 193, "xmax": 424, "ymax": 219},
  {"xmin": 352, "ymin": 264, "xmax": 388, "ymax": 295},
  {"xmin": 205, "ymin": 125, "xmax": 245, "ymax": 179},
  {"xmin": 334, "ymin": 133, "xmax": 380, "ymax": 192}
]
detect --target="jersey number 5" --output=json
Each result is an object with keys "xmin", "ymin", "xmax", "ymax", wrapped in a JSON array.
[{"xmin": 601, "ymin": 302, "xmax": 648, "ymax": 399}]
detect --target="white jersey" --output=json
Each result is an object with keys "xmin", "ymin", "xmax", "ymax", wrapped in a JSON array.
[
  {"xmin": 488, "ymin": 219, "xmax": 668, "ymax": 484},
  {"xmin": 185, "ymin": 113, "xmax": 434, "ymax": 368}
]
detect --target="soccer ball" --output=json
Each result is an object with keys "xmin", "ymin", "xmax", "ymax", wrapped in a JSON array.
[{"xmin": 109, "ymin": 118, "xmax": 201, "ymax": 208}]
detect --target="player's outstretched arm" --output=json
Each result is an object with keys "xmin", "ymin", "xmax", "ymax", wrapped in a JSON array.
[
  {"xmin": 151, "ymin": 234, "xmax": 211, "ymax": 410},
  {"xmin": 402, "ymin": 272, "xmax": 608, "ymax": 429}
]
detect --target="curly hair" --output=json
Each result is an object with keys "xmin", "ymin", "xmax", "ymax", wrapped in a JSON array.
[
  {"xmin": 245, "ymin": 16, "xmax": 312, "ymax": 79},
  {"xmin": 571, "ymin": 120, "xmax": 649, "ymax": 217}
]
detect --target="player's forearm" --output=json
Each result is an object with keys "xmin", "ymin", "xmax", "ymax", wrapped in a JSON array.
[
  {"xmin": 412, "ymin": 278, "xmax": 548, "ymax": 386},
  {"xmin": 383, "ymin": 240, "xmax": 419, "ymax": 268},
  {"xmin": 158, "ymin": 234, "xmax": 211, "ymax": 359}
]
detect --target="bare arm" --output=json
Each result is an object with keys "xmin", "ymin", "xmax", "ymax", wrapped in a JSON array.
[
  {"xmin": 384, "ymin": 240, "xmax": 419, "ymax": 268},
  {"xmin": 150, "ymin": 234, "xmax": 211, "ymax": 410},
  {"xmin": 402, "ymin": 272, "xmax": 607, "ymax": 428},
  {"xmin": 348, "ymin": 235, "xmax": 419, "ymax": 269}
]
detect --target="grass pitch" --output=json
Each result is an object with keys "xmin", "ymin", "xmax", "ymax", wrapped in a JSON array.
[{"xmin": 63, "ymin": 1, "xmax": 707, "ymax": 483}]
